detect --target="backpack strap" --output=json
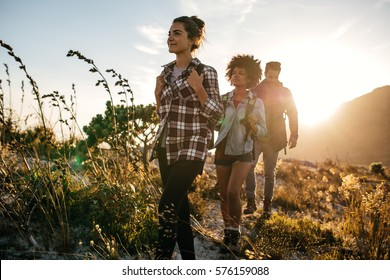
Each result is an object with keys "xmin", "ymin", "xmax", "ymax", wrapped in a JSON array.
[
  {"xmin": 195, "ymin": 63, "xmax": 204, "ymax": 76},
  {"xmin": 221, "ymin": 93, "xmax": 229, "ymax": 110},
  {"xmin": 245, "ymin": 97, "xmax": 256, "ymax": 119},
  {"xmin": 241, "ymin": 96, "xmax": 257, "ymax": 141},
  {"xmin": 244, "ymin": 96, "xmax": 258, "ymax": 157}
]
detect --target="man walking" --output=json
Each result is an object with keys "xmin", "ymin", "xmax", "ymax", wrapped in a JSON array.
[{"xmin": 244, "ymin": 61, "xmax": 298, "ymax": 217}]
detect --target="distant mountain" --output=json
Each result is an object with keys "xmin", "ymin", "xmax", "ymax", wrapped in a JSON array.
[{"xmin": 281, "ymin": 86, "xmax": 390, "ymax": 166}]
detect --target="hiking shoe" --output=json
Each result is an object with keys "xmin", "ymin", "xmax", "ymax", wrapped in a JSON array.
[
  {"xmin": 228, "ymin": 230, "xmax": 241, "ymax": 253},
  {"xmin": 222, "ymin": 229, "xmax": 232, "ymax": 246},
  {"xmin": 220, "ymin": 229, "xmax": 232, "ymax": 253}
]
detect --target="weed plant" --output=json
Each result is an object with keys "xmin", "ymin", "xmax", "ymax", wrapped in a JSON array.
[
  {"xmin": 0, "ymin": 40, "xmax": 160, "ymax": 259},
  {"xmin": 238, "ymin": 159, "xmax": 389, "ymax": 259}
]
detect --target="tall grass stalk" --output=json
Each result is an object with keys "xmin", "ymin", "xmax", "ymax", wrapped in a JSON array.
[
  {"xmin": 1, "ymin": 41, "xmax": 160, "ymax": 259},
  {"xmin": 66, "ymin": 50, "xmax": 119, "ymax": 149},
  {"xmin": 0, "ymin": 40, "xmax": 48, "ymax": 138}
]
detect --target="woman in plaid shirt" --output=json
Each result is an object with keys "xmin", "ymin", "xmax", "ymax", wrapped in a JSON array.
[{"xmin": 151, "ymin": 16, "xmax": 223, "ymax": 260}]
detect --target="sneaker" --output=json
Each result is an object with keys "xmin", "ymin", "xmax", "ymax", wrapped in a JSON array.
[
  {"xmin": 228, "ymin": 230, "xmax": 241, "ymax": 253},
  {"xmin": 222, "ymin": 229, "xmax": 231, "ymax": 246},
  {"xmin": 220, "ymin": 229, "xmax": 232, "ymax": 253}
]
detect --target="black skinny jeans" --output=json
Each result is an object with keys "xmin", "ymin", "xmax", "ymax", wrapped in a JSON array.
[{"xmin": 155, "ymin": 147, "xmax": 204, "ymax": 260}]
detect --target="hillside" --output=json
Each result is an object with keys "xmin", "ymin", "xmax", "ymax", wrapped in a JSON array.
[{"xmin": 282, "ymin": 85, "xmax": 390, "ymax": 166}]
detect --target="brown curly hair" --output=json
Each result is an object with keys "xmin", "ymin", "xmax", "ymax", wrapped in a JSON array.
[{"xmin": 225, "ymin": 54, "xmax": 262, "ymax": 88}]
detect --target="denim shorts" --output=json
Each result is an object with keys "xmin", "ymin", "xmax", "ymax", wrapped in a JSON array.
[{"xmin": 214, "ymin": 152, "xmax": 253, "ymax": 167}]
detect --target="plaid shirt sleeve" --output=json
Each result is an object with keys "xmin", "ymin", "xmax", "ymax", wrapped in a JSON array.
[
  {"xmin": 151, "ymin": 59, "xmax": 223, "ymax": 165},
  {"xmin": 200, "ymin": 65, "xmax": 223, "ymax": 126}
]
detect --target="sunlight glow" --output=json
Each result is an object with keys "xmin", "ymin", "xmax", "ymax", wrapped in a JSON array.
[{"xmin": 268, "ymin": 40, "xmax": 378, "ymax": 125}]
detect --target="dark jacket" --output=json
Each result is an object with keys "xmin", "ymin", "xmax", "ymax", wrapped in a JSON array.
[{"xmin": 253, "ymin": 80, "xmax": 298, "ymax": 152}]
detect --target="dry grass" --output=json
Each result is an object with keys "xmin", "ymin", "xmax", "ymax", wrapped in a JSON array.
[
  {"xmin": 1, "ymin": 40, "xmax": 389, "ymax": 260},
  {"xmin": 191, "ymin": 158, "xmax": 389, "ymax": 260}
]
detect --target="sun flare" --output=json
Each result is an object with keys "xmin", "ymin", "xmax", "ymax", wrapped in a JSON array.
[{"xmin": 269, "ymin": 40, "xmax": 377, "ymax": 126}]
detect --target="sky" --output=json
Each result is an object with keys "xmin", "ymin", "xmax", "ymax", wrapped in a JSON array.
[{"xmin": 1, "ymin": 0, "xmax": 390, "ymax": 135}]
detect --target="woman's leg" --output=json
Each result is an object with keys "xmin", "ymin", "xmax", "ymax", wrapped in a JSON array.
[
  {"xmin": 216, "ymin": 165, "xmax": 232, "ymax": 227},
  {"xmin": 155, "ymin": 159, "xmax": 203, "ymax": 260},
  {"xmin": 177, "ymin": 194, "xmax": 195, "ymax": 259},
  {"xmin": 228, "ymin": 161, "xmax": 252, "ymax": 227},
  {"xmin": 218, "ymin": 161, "xmax": 251, "ymax": 252}
]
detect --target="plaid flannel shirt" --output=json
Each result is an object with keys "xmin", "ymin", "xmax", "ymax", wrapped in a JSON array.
[{"xmin": 151, "ymin": 58, "xmax": 223, "ymax": 165}]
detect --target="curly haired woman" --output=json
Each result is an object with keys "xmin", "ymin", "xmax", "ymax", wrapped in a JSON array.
[{"xmin": 214, "ymin": 54, "xmax": 267, "ymax": 253}]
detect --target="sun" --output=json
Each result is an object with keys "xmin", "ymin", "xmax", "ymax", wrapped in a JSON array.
[{"xmin": 269, "ymin": 40, "xmax": 375, "ymax": 126}]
